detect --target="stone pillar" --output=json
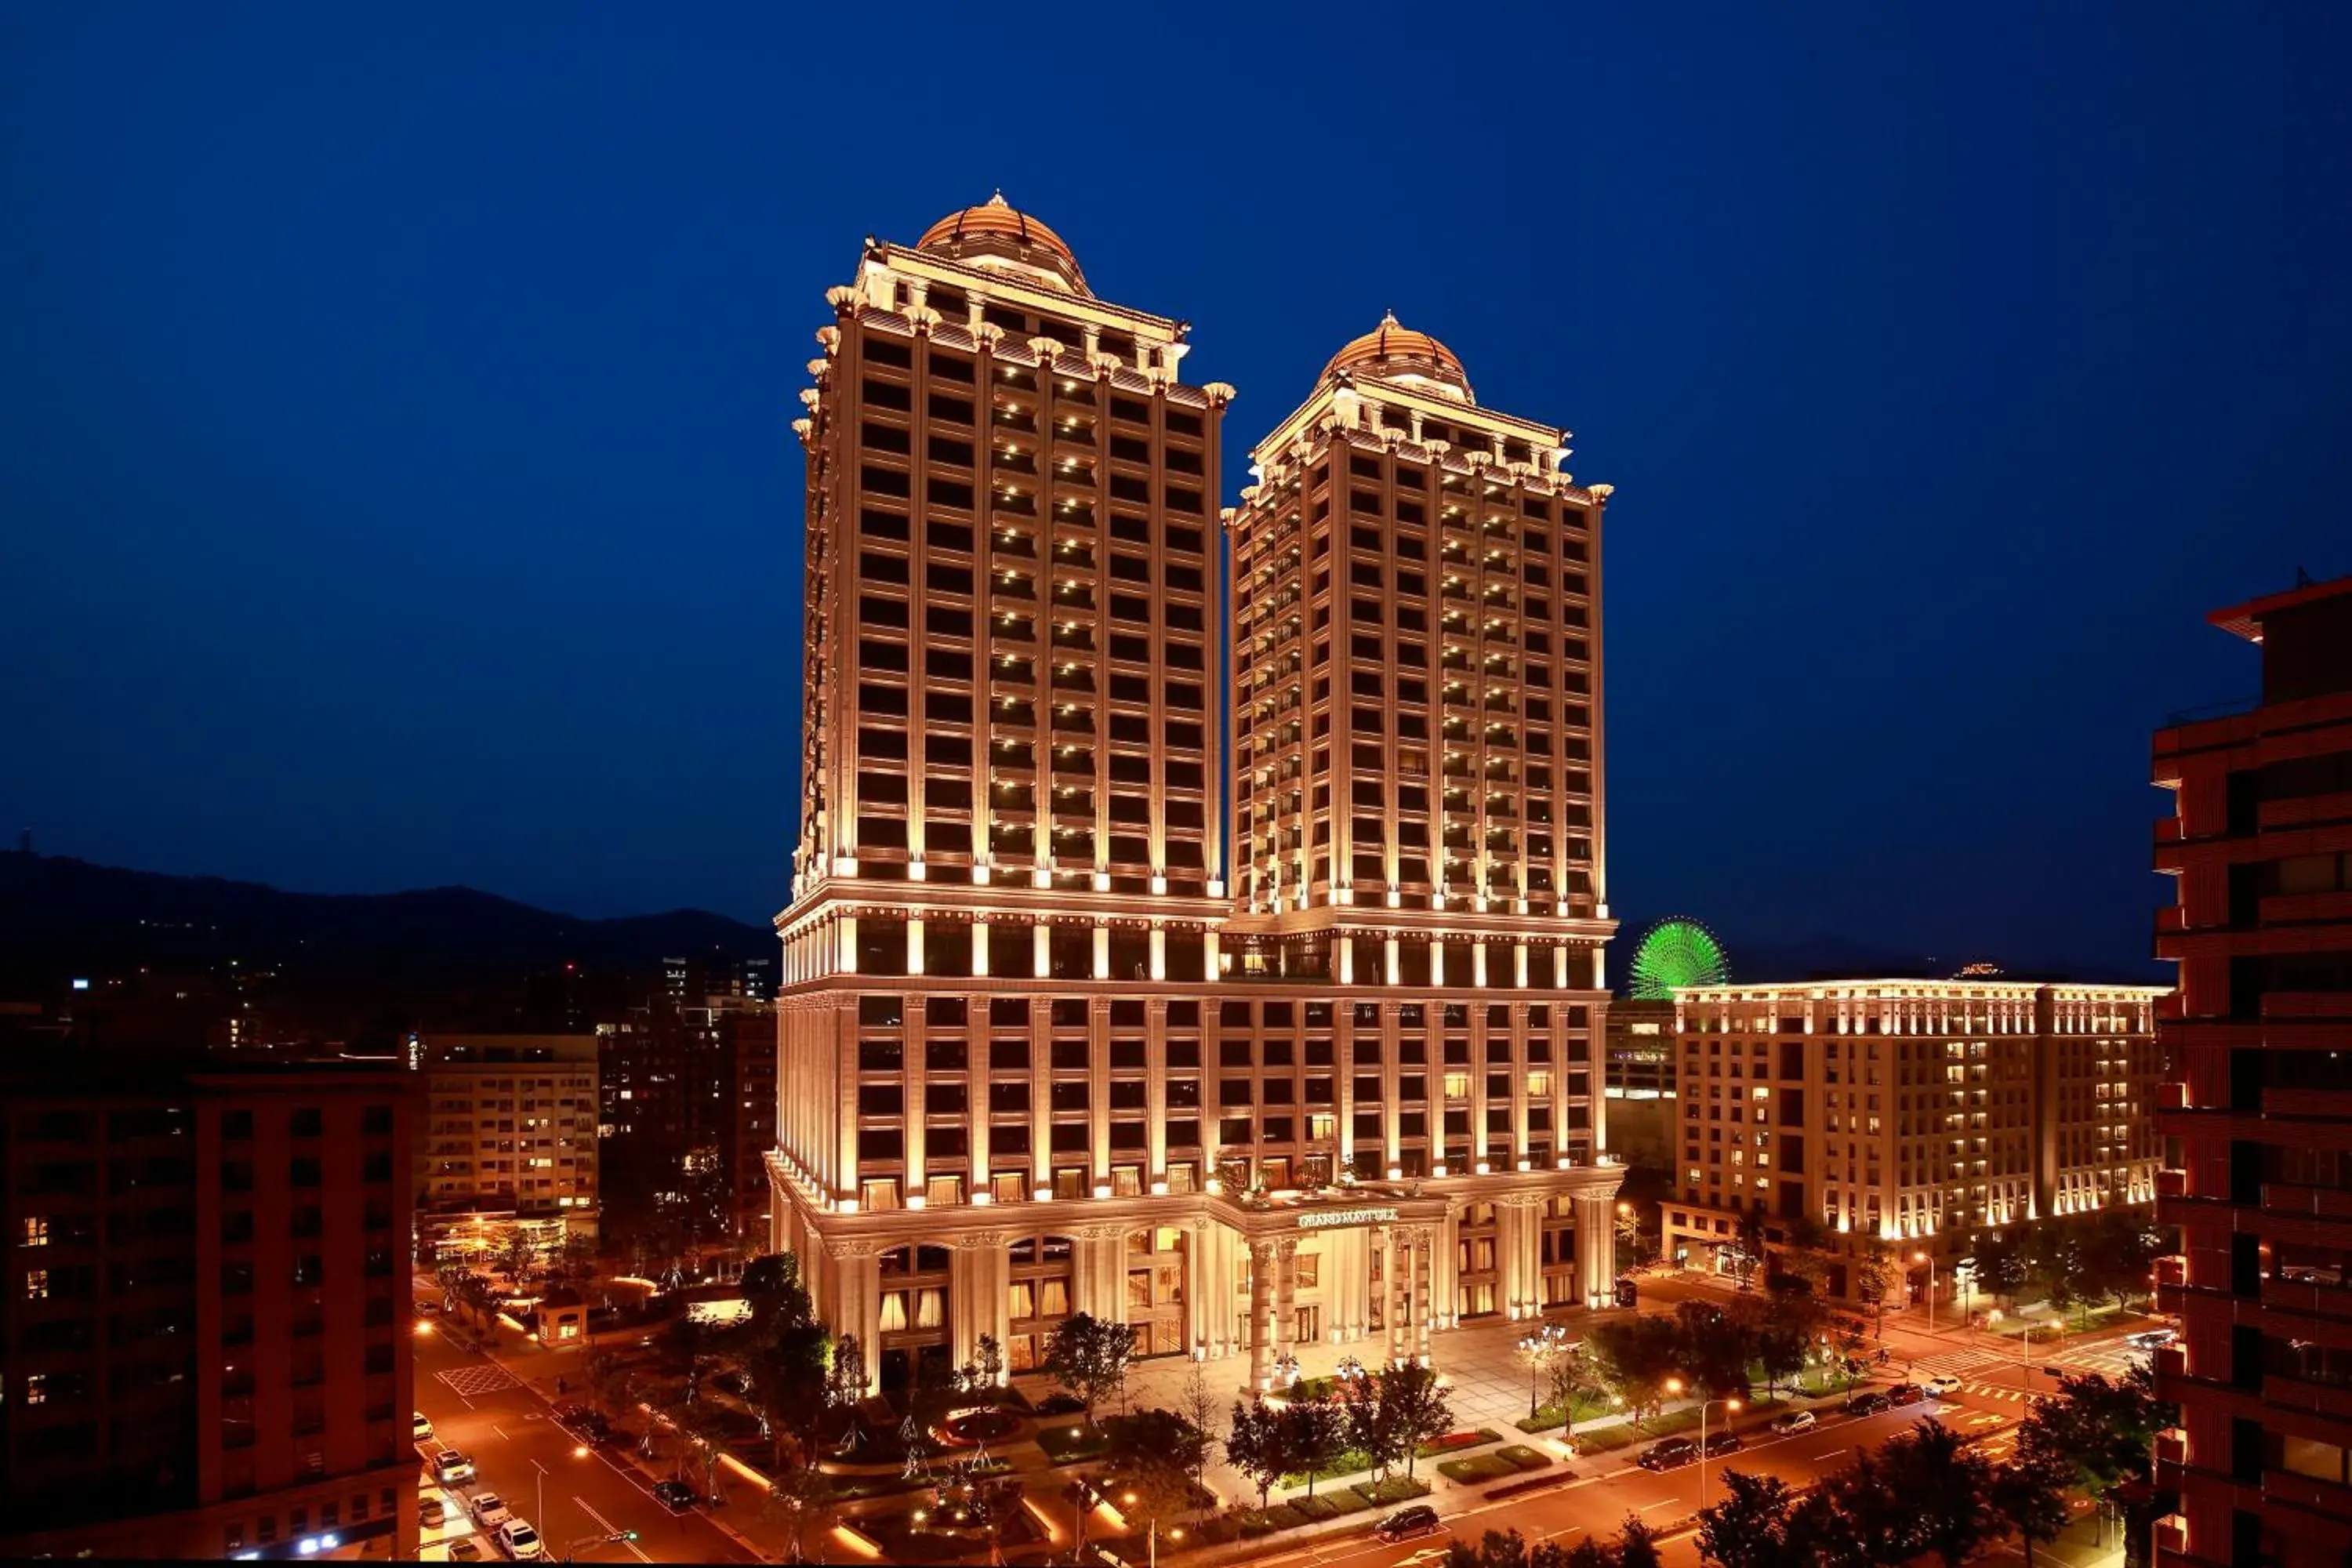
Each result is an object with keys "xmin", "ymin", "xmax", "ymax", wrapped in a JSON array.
[
  {"xmin": 1074, "ymin": 1229, "xmax": 1125, "ymax": 1324},
  {"xmin": 908, "ymin": 916, "xmax": 926, "ymax": 975},
  {"xmin": 1093, "ymin": 923, "xmax": 1110, "ymax": 981},
  {"xmin": 1575, "ymin": 1193, "xmax": 1617, "ymax": 1307},
  {"xmin": 834, "ymin": 1245, "xmax": 884, "ymax": 1394},
  {"xmin": 1275, "ymin": 1239, "xmax": 1299, "ymax": 1364},
  {"xmin": 1248, "ymin": 1240, "xmax": 1276, "ymax": 1389},
  {"xmin": 971, "ymin": 916, "xmax": 989, "ymax": 976},
  {"xmin": 1033, "ymin": 921, "xmax": 1051, "ymax": 980},
  {"xmin": 1413, "ymin": 1229, "xmax": 1435, "ymax": 1361}
]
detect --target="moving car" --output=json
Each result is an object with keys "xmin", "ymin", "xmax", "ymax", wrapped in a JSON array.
[
  {"xmin": 1888, "ymin": 1382, "xmax": 1925, "ymax": 1406},
  {"xmin": 447, "ymin": 1544, "xmax": 481, "ymax": 1563},
  {"xmin": 499, "ymin": 1519, "xmax": 545, "ymax": 1561},
  {"xmin": 419, "ymin": 1497, "xmax": 447, "ymax": 1529},
  {"xmin": 1845, "ymin": 1391, "xmax": 1891, "ymax": 1416},
  {"xmin": 1375, "ymin": 1505, "xmax": 1443, "ymax": 1543},
  {"xmin": 413, "ymin": 1411, "xmax": 436, "ymax": 1443},
  {"xmin": 1924, "ymin": 1374, "xmax": 1963, "ymax": 1396},
  {"xmin": 1704, "ymin": 1429, "xmax": 1742, "ymax": 1457},
  {"xmin": 469, "ymin": 1493, "xmax": 513, "ymax": 1531},
  {"xmin": 652, "ymin": 1479, "xmax": 700, "ymax": 1514},
  {"xmin": 1638, "ymin": 1436, "xmax": 1700, "ymax": 1471},
  {"xmin": 1770, "ymin": 1409, "xmax": 1817, "ymax": 1435},
  {"xmin": 433, "ymin": 1450, "xmax": 474, "ymax": 1485},
  {"xmin": 2125, "ymin": 1328, "xmax": 2178, "ymax": 1351}
]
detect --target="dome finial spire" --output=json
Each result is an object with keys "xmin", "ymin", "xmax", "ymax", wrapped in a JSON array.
[
  {"xmin": 1381, "ymin": 308, "xmax": 1399, "ymax": 326},
  {"xmin": 986, "ymin": 189, "xmax": 1009, "ymax": 208}
]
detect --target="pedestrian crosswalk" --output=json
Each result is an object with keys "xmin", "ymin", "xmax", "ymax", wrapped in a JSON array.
[{"xmin": 1908, "ymin": 1348, "xmax": 2012, "ymax": 1379}]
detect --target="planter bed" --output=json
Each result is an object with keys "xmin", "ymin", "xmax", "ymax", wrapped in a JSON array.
[
  {"xmin": 1486, "ymin": 1471, "xmax": 1572, "ymax": 1501},
  {"xmin": 1352, "ymin": 1476, "xmax": 1433, "ymax": 1507},
  {"xmin": 1417, "ymin": 1426, "xmax": 1504, "ymax": 1458},
  {"xmin": 1496, "ymin": 1445, "xmax": 1554, "ymax": 1472},
  {"xmin": 1436, "ymin": 1454, "xmax": 1519, "ymax": 1485},
  {"xmin": 1036, "ymin": 1421, "xmax": 1112, "ymax": 1466}
]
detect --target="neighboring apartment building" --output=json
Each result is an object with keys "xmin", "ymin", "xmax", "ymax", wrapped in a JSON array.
[
  {"xmin": 1661, "ymin": 978, "xmax": 2164, "ymax": 1300},
  {"xmin": 0, "ymin": 1057, "xmax": 417, "ymax": 1562},
  {"xmin": 413, "ymin": 1034, "xmax": 598, "ymax": 1243},
  {"xmin": 1603, "ymin": 997, "xmax": 1678, "ymax": 1169},
  {"xmin": 601, "ymin": 962, "xmax": 775, "ymax": 1244},
  {"xmin": 2151, "ymin": 571, "xmax": 2352, "ymax": 1568},
  {"xmin": 723, "ymin": 1007, "xmax": 778, "ymax": 1243},
  {"xmin": 768, "ymin": 197, "xmax": 1624, "ymax": 1396}
]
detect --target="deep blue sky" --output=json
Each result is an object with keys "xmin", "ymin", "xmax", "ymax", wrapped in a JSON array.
[{"xmin": 5, "ymin": 5, "xmax": 2347, "ymax": 972}]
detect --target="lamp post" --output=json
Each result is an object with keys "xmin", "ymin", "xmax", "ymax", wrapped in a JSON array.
[
  {"xmin": 1914, "ymin": 1250, "xmax": 1937, "ymax": 1333},
  {"xmin": 1664, "ymin": 1380, "xmax": 1741, "ymax": 1512},
  {"xmin": 530, "ymin": 1457, "xmax": 549, "ymax": 1537},
  {"xmin": 1517, "ymin": 1321, "xmax": 1567, "ymax": 1421}
]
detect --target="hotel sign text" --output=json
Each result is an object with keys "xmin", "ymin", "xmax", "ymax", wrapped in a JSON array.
[{"xmin": 1298, "ymin": 1206, "xmax": 1399, "ymax": 1229}]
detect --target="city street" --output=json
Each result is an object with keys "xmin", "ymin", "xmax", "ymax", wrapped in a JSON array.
[{"xmin": 410, "ymin": 1317, "xmax": 757, "ymax": 1565}]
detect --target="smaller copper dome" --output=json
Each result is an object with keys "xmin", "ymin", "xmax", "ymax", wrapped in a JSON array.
[
  {"xmin": 917, "ymin": 192, "xmax": 1089, "ymax": 296},
  {"xmin": 1323, "ymin": 312, "xmax": 1473, "ymax": 401}
]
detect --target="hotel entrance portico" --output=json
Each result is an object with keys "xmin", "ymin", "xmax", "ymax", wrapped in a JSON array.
[{"xmin": 770, "ymin": 1151, "xmax": 1621, "ymax": 1393}]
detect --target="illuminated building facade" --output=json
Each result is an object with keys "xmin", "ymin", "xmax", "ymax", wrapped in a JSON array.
[
  {"xmin": 2151, "ymin": 572, "xmax": 2352, "ymax": 1568},
  {"xmin": 413, "ymin": 1035, "xmax": 599, "ymax": 1242},
  {"xmin": 1661, "ymin": 979, "xmax": 2163, "ymax": 1298},
  {"xmin": 768, "ymin": 198, "xmax": 1624, "ymax": 1395}
]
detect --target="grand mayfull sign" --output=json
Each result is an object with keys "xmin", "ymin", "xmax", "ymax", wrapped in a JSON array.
[{"xmin": 1297, "ymin": 1206, "xmax": 1399, "ymax": 1229}]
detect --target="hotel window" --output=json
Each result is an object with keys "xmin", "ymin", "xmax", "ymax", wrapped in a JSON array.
[
  {"xmin": 20, "ymin": 1218, "xmax": 46, "ymax": 1247},
  {"xmin": 24, "ymin": 1269, "xmax": 48, "ymax": 1301},
  {"xmin": 1295, "ymin": 1253, "xmax": 1321, "ymax": 1289}
]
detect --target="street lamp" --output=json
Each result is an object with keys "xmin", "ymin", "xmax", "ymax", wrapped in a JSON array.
[
  {"xmin": 1914, "ymin": 1250, "xmax": 1936, "ymax": 1333},
  {"xmin": 1517, "ymin": 1322, "xmax": 1568, "ymax": 1421},
  {"xmin": 1697, "ymin": 1396, "xmax": 1740, "ymax": 1511},
  {"xmin": 530, "ymin": 1458, "xmax": 548, "ymax": 1537}
]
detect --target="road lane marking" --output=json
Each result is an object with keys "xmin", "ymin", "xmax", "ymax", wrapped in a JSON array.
[
  {"xmin": 573, "ymin": 1495, "xmax": 653, "ymax": 1564},
  {"xmin": 1635, "ymin": 1498, "xmax": 1675, "ymax": 1512},
  {"xmin": 492, "ymin": 1424, "xmax": 511, "ymax": 1442},
  {"xmin": 1809, "ymin": 1449, "xmax": 1848, "ymax": 1464}
]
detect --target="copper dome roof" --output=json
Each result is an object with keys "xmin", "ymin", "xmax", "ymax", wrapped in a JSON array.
[
  {"xmin": 916, "ymin": 192, "xmax": 1090, "ymax": 296},
  {"xmin": 1323, "ymin": 312, "xmax": 1473, "ymax": 401}
]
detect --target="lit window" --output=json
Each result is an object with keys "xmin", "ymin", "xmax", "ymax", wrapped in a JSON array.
[
  {"xmin": 24, "ymin": 1269, "xmax": 49, "ymax": 1301},
  {"xmin": 20, "ymin": 1218, "xmax": 47, "ymax": 1247}
]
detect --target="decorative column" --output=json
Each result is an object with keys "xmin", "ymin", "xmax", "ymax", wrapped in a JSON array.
[
  {"xmin": 831, "ymin": 1240, "xmax": 884, "ymax": 1394},
  {"xmin": 1413, "ymin": 1229, "xmax": 1435, "ymax": 1362},
  {"xmin": 1248, "ymin": 1240, "xmax": 1276, "ymax": 1389},
  {"xmin": 1575, "ymin": 1192, "xmax": 1616, "ymax": 1307},
  {"xmin": 1274, "ymin": 1238, "xmax": 1299, "ymax": 1365}
]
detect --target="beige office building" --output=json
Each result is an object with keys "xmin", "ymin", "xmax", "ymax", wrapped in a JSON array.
[
  {"xmin": 1661, "ymin": 979, "xmax": 2165, "ymax": 1300},
  {"xmin": 770, "ymin": 197, "xmax": 1624, "ymax": 1395}
]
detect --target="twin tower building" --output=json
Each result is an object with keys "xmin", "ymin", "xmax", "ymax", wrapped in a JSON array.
[{"xmin": 769, "ymin": 194, "xmax": 1624, "ymax": 1395}]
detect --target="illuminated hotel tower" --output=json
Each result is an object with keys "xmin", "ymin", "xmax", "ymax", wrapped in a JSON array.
[{"xmin": 770, "ymin": 199, "xmax": 1623, "ymax": 1396}]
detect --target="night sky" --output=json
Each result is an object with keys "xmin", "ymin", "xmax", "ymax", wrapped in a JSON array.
[{"xmin": 5, "ymin": 5, "xmax": 2347, "ymax": 974}]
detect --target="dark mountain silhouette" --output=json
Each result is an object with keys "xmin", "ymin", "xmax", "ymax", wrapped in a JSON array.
[{"xmin": 0, "ymin": 851, "xmax": 771, "ymax": 1000}]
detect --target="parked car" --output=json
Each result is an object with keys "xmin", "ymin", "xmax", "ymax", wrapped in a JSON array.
[
  {"xmin": 419, "ymin": 1497, "xmax": 447, "ymax": 1529},
  {"xmin": 445, "ymin": 1544, "xmax": 481, "ymax": 1563},
  {"xmin": 569, "ymin": 1410, "xmax": 612, "ymax": 1443},
  {"xmin": 413, "ymin": 1411, "xmax": 437, "ymax": 1443},
  {"xmin": 1033, "ymin": 1393, "xmax": 1084, "ymax": 1417},
  {"xmin": 652, "ymin": 1479, "xmax": 699, "ymax": 1514},
  {"xmin": 1845, "ymin": 1391, "xmax": 1891, "ymax": 1416},
  {"xmin": 433, "ymin": 1450, "xmax": 474, "ymax": 1485},
  {"xmin": 1613, "ymin": 1276, "xmax": 1639, "ymax": 1309},
  {"xmin": 1888, "ymin": 1383, "xmax": 1925, "ymax": 1406},
  {"xmin": 1924, "ymin": 1374, "xmax": 1963, "ymax": 1397},
  {"xmin": 1770, "ymin": 1409, "xmax": 1817, "ymax": 1435},
  {"xmin": 1704, "ymin": 1429, "xmax": 1743, "ymax": 1457},
  {"xmin": 499, "ymin": 1519, "xmax": 545, "ymax": 1561},
  {"xmin": 469, "ymin": 1493, "xmax": 513, "ymax": 1531},
  {"xmin": 1639, "ymin": 1437, "xmax": 1699, "ymax": 1471},
  {"xmin": 1375, "ymin": 1505, "xmax": 1443, "ymax": 1543},
  {"xmin": 415, "ymin": 1298, "xmax": 441, "ymax": 1316},
  {"xmin": 2125, "ymin": 1328, "xmax": 2178, "ymax": 1351},
  {"xmin": 549, "ymin": 1400, "xmax": 586, "ymax": 1426}
]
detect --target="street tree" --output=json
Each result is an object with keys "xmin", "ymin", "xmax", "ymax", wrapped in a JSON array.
[
  {"xmin": 1175, "ymin": 1361, "xmax": 1225, "ymax": 1498},
  {"xmin": 1877, "ymin": 1417, "xmax": 1998, "ymax": 1568},
  {"xmin": 1224, "ymin": 1398, "xmax": 1293, "ymax": 1508},
  {"xmin": 1545, "ymin": 1342, "xmax": 1608, "ymax": 1438},
  {"xmin": 2019, "ymin": 1363, "xmax": 2168, "ymax": 1496},
  {"xmin": 1672, "ymin": 1300, "xmax": 1753, "ymax": 1397},
  {"xmin": 1967, "ymin": 1229, "xmax": 2028, "ymax": 1308},
  {"xmin": 1991, "ymin": 1449, "xmax": 2074, "ymax": 1568},
  {"xmin": 1377, "ymin": 1360, "xmax": 1454, "ymax": 1480},
  {"xmin": 495, "ymin": 1229, "xmax": 538, "ymax": 1287},
  {"xmin": 1041, "ymin": 1312, "xmax": 1136, "ymax": 1432},
  {"xmin": 1697, "ymin": 1470, "xmax": 1805, "ymax": 1568},
  {"xmin": 1283, "ymin": 1396, "xmax": 1348, "ymax": 1500},
  {"xmin": 1587, "ymin": 1314, "xmax": 1680, "ymax": 1428},
  {"xmin": 1853, "ymin": 1240, "xmax": 1899, "ymax": 1338},
  {"xmin": 758, "ymin": 1461, "xmax": 838, "ymax": 1564},
  {"xmin": 1727, "ymin": 1207, "xmax": 1768, "ymax": 1290}
]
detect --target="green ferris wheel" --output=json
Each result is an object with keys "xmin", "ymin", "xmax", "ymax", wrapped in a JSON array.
[{"xmin": 1626, "ymin": 917, "xmax": 1731, "ymax": 1000}]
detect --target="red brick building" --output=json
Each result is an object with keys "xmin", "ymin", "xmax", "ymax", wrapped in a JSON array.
[
  {"xmin": 2153, "ymin": 571, "xmax": 2352, "ymax": 1568},
  {"xmin": 0, "ymin": 1057, "xmax": 418, "ymax": 1561}
]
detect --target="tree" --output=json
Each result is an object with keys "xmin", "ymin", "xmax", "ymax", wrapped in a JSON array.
[
  {"xmin": 1615, "ymin": 1516, "xmax": 1663, "ymax": 1568},
  {"xmin": 742, "ymin": 1316, "xmax": 830, "ymax": 1468},
  {"xmin": 662, "ymin": 1315, "xmax": 710, "ymax": 1399},
  {"xmin": 826, "ymin": 1333, "xmax": 868, "ymax": 1410},
  {"xmin": 1673, "ymin": 1301, "xmax": 1753, "ymax": 1397},
  {"xmin": 2025, "ymin": 1220, "xmax": 2085, "ymax": 1323},
  {"xmin": 1448, "ymin": 1518, "xmax": 1661, "ymax": 1568},
  {"xmin": 2019, "ymin": 1364, "xmax": 2168, "ymax": 1496},
  {"xmin": 1041, "ymin": 1312, "xmax": 1135, "ymax": 1432},
  {"xmin": 1376, "ymin": 1360, "xmax": 1454, "ymax": 1480},
  {"xmin": 759, "ymin": 1461, "xmax": 837, "ymax": 1564},
  {"xmin": 1283, "ymin": 1396, "xmax": 1347, "ymax": 1500},
  {"xmin": 553, "ymin": 1231, "xmax": 598, "ymax": 1286},
  {"xmin": 1877, "ymin": 1418, "xmax": 1998, "ymax": 1568},
  {"xmin": 1175, "ymin": 1361, "xmax": 1225, "ymax": 1499},
  {"xmin": 1545, "ymin": 1343, "xmax": 1607, "ymax": 1438},
  {"xmin": 1969, "ymin": 1228, "xmax": 2028, "ymax": 1308},
  {"xmin": 1587, "ymin": 1314, "xmax": 1680, "ymax": 1428},
  {"xmin": 1853, "ymin": 1240, "xmax": 1898, "ymax": 1338},
  {"xmin": 495, "ymin": 1229, "xmax": 539, "ymax": 1287},
  {"xmin": 1224, "ymin": 1398, "xmax": 1293, "ymax": 1509},
  {"xmin": 1727, "ymin": 1207, "xmax": 1768, "ymax": 1290},
  {"xmin": 1991, "ymin": 1450, "xmax": 2074, "ymax": 1568},
  {"xmin": 1826, "ymin": 1315, "xmax": 1868, "ymax": 1396},
  {"xmin": 582, "ymin": 1347, "xmax": 636, "ymax": 1421},
  {"xmin": 1697, "ymin": 1470, "xmax": 1804, "ymax": 1568}
]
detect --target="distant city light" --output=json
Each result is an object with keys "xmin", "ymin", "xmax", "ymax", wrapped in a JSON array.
[{"xmin": 71, "ymin": 978, "xmax": 89, "ymax": 991}]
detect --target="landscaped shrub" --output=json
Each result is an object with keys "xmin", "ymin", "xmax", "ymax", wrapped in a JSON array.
[{"xmin": 1352, "ymin": 1476, "xmax": 1433, "ymax": 1507}]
